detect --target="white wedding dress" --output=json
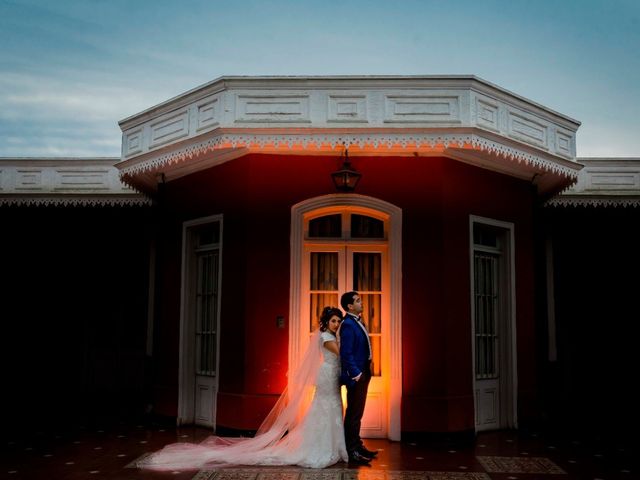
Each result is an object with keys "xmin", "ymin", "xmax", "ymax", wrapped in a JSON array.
[{"xmin": 141, "ymin": 330, "xmax": 347, "ymax": 470}]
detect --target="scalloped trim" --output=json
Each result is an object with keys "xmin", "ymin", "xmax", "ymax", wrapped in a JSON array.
[
  {"xmin": 546, "ymin": 197, "xmax": 640, "ymax": 208},
  {"xmin": 0, "ymin": 196, "xmax": 152, "ymax": 207},
  {"xmin": 119, "ymin": 132, "xmax": 580, "ymax": 180}
]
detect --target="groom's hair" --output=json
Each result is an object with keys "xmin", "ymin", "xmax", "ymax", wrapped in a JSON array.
[{"xmin": 340, "ymin": 291, "xmax": 359, "ymax": 312}]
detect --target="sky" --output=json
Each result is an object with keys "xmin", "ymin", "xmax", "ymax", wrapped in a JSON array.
[{"xmin": 1, "ymin": 0, "xmax": 639, "ymax": 158}]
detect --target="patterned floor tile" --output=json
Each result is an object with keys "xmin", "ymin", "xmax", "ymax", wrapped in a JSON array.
[
  {"xmin": 342, "ymin": 469, "xmax": 387, "ymax": 480},
  {"xmin": 299, "ymin": 472, "xmax": 346, "ymax": 480},
  {"xmin": 7, "ymin": 425, "xmax": 637, "ymax": 479},
  {"xmin": 257, "ymin": 471, "xmax": 304, "ymax": 480},
  {"xmin": 476, "ymin": 456, "xmax": 566, "ymax": 474},
  {"xmin": 419, "ymin": 473, "xmax": 490, "ymax": 480},
  {"xmin": 194, "ymin": 469, "xmax": 491, "ymax": 480},
  {"xmin": 386, "ymin": 473, "xmax": 427, "ymax": 480}
]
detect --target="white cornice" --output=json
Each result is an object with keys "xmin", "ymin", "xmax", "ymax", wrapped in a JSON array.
[
  {"xmin": 117, "ymin": 128, "xmax": 581, "ymax": 195},
  {"xmin": 118, "ymin": 76, "xmax": 580, "ymax": 131},
  {"xmin": 117, "ymin": 77, "xmax": 581, "ymax": 197},
  {"xmin": 0, "ymin": 195, "xmax": 152, "ymax": 207},
  {"xmin": 0, "ymin": 157, "xmax": 120, "ymax": 165},
  {"xmin": 0, "ymin": 157, "xmax": 150, "ymax": 206},
  {"xmin": 546, "ymin": 196, "xmax": 640, "ymax": 208},
  {"xmin": 117, "ymin": 77, "xmax": 580, "ymax": 169},
  {"xmin": 546, "ymin": 157, "xmax": 640, "ymax": 208}
]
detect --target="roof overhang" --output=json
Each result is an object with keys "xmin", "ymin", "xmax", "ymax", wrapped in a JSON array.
[
  {"xmin": 547, "ymin": 158, "xmax": 640, "ymax": 208},
  {"xmin": 0, "ymin": 158, "xmax": 150, "ymax": 207},
  {"xmin": 116, "ymin": 76, "xmax": 582, "ymax": 196}
]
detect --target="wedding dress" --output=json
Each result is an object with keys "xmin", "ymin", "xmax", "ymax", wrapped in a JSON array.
[{"xmin": 141, "ymin": 330, "xmax": 347, "ymax": 470}]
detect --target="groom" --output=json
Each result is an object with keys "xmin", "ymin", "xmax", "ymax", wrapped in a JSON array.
[{"xmin": 339, "ymin": 291, "xmax": 378, "ymax": 465}]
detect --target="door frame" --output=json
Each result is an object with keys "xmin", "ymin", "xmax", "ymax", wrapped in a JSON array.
[
  {"xmin": 468, "ymin": 214, "xmax": 518, "ymax": 431},
  {"xmin": 290, "ymin": 194, "xmax": 402, "ymax": 440},
  {"xmin": 177, "ymin": 214, "xmax": 224, "ymax": 427}
]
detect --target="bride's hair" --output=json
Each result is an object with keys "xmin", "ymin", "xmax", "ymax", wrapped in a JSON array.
[{"xmin": 319, "ymin": 306, "xmax": 343, "ymax": 333}]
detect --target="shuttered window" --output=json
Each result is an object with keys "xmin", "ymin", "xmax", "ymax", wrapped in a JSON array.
[
  {"xmin": 473, "ymin": 252, "xmax": 499, "ymax": 379},
  {"xmin": 194, "ymin": 223, "xmax": 221, "ymax": 377}
]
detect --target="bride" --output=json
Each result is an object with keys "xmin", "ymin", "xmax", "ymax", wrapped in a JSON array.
[{"xmin": 140, "ymin": 306, "xmax": 348, "ymax": 470}]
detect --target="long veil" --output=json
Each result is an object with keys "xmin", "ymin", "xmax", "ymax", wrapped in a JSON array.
[{"xmin": 140, "ymin": 330, "xmax": 324, "ymax": 470}]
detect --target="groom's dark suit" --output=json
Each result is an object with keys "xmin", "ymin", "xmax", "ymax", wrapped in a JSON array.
[{"xmin": 339, "ymin": 313, "xmax": 372, "ymax": 455}]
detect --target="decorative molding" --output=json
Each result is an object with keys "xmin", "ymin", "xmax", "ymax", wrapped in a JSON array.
[
  {"xmin": 119, "ymin": 76, "xmax": 581, "ymax": 131},
  {"xmin": 54, "ymin": 169, "xmax": 110, "ymax": 191},
  {"xmin": 0, "ymin": 195, "xmax": 151, "ymax": 207},
  {"xmin": 555, "ymin": 128, "xmax": 574, "ymax": 158},
  {"xmin": 546, "ymin": 196, "xmax": 640, "ymax": 208},
  {"xmin": 117, "ymin": 130, "xmax": 581, "ymax": 192},
  {"xmin": 116, "ymin": 77, "xmax": 584, "ymax": 197},
  {"xmin": 118, "ymin": 78, "xmax": 580, "ymax": 173},
  {"xmin": 475, "ymin": 97, "xmax": 500, "ymax": 133},
  {"xmin": 507, "ymin": 109, "xmax": 548, "ymax": 149},
  {"xmin": 0, "ymin": 158, "xmax": 150, "ymax": 206},
  {"xmin": 149, "ymin": 109, "xmax": 190, "ymax": 149},
  {"xmin": 327, "ymin": 94, "xmax": 368, "ymax": 123},
  {"xmin": 196, "ymin": 96, "xmax": 220, "ymax": 132},
  {"xmin": 234, "ymin": 94, "xmax": 311, "ymax": 123},
  {"xmin": 16, "ymin": 169, "xmax": 43, "ymax": 190},
  {"xmin": 547, "ymin": 158, "xmax": 640, "ymax": 207},
  {"xmin": 123, "ymin": 127, "xmax": 143, "ymax": 157},
  {"xmin": 384, "ymin": 95, "xmax": 460, "ymax": 123},
  {"xmin": 585, "ymin": 170, "xmax": 640, "ymax": 191}
]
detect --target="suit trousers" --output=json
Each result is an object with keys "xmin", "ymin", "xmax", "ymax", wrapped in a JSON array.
[{"xmin": 344, "ymin": 367, "xmax": 371, "ymax": 454}]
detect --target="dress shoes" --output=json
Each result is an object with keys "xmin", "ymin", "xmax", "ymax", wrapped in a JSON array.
[
  {"xmin": 357, "ymin": 446, "xmax": 378, "ymax": 459},
  {"xmin": 348, "ymin": 450, "xmax": 371, "ymax": 465}
]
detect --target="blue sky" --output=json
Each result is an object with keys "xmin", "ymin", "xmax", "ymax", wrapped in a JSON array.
[{"xmin": 1, "ymin": 0, "xmax": 638, "ymax": 157}]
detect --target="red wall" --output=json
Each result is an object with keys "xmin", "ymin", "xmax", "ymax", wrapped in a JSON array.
[{"xmin": 153, "ymin": 153, "xmax": 537, "ymax": 433}]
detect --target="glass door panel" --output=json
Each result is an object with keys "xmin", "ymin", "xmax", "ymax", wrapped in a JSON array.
[
  {"xmin": 195, "ymin": 250, "xmax": 219, "ymax": 376},
  {"xmin": 309, "ymin": 251, "xmax": 339, "ymax": 333},
  {"xmin": 474, "ymin": 252, "xmax": 499, "ymax": 379},
  {"xmin": 302, "ymin": 209, "xmax": 390, "ymax": 438},
  {"xmin": 352, "ymin": 252, "xmax": 382, "ymax": 376}
]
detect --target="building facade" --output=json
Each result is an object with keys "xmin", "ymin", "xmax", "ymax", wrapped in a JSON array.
[{"xmin": 2, "ymin": 76, "xmax": 638, "ymax": 439}]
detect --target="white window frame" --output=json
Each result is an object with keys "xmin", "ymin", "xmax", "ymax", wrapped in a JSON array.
[
  {"xmin": 178, "ymin": 214, "xmax": 224, "ymax": 427},
  {"xmin": 469, "ymin": 214, "xmax": 518, "ymax": 430}
]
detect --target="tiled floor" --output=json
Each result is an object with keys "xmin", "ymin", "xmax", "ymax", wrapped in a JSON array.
[{"xmin": 2, "ymin": 422, "xmax": 638, "ymax": 479}]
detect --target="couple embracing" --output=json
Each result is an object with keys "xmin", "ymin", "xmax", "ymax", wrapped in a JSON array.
[{"xmin": 142, "ymin": 291, "xmax": 377, "ymax": 470}]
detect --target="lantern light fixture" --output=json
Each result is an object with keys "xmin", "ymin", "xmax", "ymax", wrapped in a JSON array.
[{"xmin": 330, "ymin": 146, "xmax": 361, "ymax": 192}]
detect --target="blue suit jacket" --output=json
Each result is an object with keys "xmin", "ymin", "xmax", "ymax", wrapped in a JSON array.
[{"xmin": 339, "ymin": 314, "xmax": 371, "ymax": 388}]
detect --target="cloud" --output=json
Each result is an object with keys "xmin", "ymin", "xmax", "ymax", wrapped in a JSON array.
[
  {"xmin": 2, "ymin": 0, "xmax": 639, "ymax": 157},
  {"xmin": 0, "ymin": 72, "xmax": 162, "ymax": 121},
  {"xmin": 0, "ymin": 71, "xmax": 170, "ymax": 156}
]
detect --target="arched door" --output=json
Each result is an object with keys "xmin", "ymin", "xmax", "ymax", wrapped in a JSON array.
[
  {"xmin": 297, "ymin": 205, "xmax": 392, "ymax": 437},
  {"xmin": 291, "ymin": 194, "xmax": 402, "ymax": 440}
]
